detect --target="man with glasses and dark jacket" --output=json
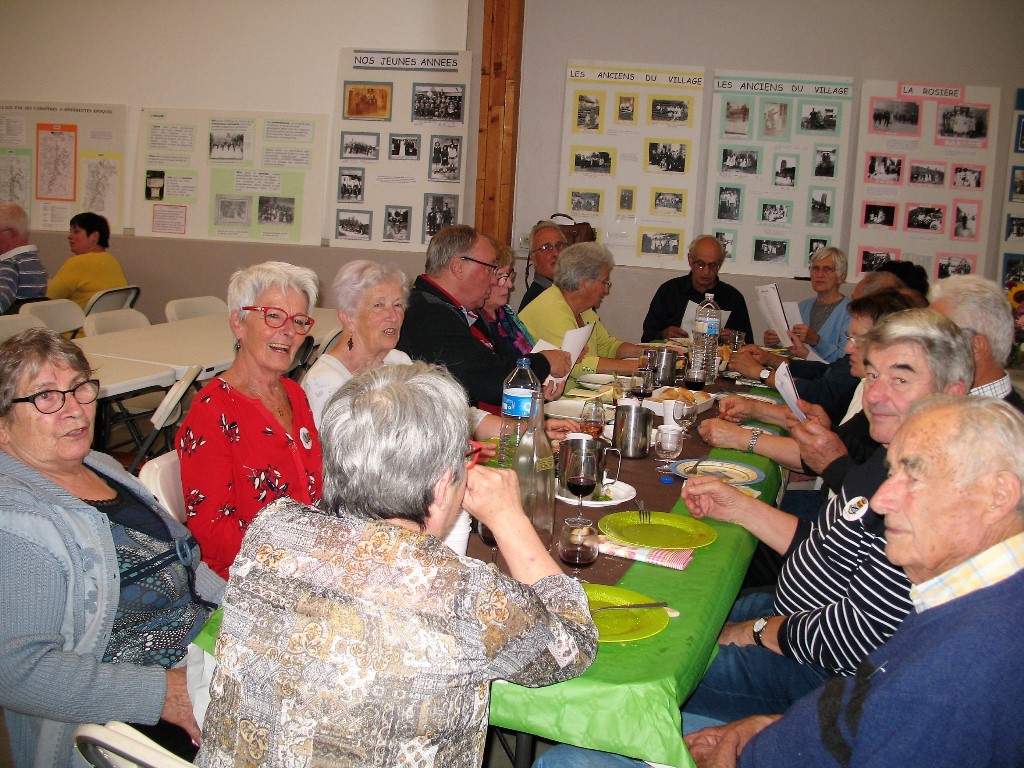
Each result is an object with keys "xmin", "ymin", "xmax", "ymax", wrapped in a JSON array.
[{"xmin": 520, "ymin": 220, "xmax": 569, "ymax": 311}]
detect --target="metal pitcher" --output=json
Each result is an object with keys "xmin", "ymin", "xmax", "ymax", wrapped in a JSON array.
[
  {"xmin": 557, "ymin": 433, "xmax": 621, "ymax": 501},
  {"xmin": 651, "ymin": 347, "xmax": 681, "ymax": 387},
  {"xmin": 612, "ymin": 400, "xmax": 654, "ymax": 458}
]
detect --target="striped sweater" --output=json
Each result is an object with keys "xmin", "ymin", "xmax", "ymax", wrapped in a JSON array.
[{"xmin": 774, "ymin": 447, "xmax": 913, "ymax": 675}]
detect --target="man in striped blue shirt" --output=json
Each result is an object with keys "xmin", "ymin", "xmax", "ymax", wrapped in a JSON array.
[{"xmin": 0, "ymin": 203, "xmax": 48, "ymax": 314}]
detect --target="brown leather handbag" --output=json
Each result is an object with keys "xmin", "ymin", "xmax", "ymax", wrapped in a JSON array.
[{"xmin": 549, "ymin": 212, "xmax": 597, "ymax": 244}]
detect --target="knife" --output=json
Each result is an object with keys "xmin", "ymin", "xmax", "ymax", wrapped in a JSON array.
[{"xmin": 591, "ymin": 601, "xmax": 671, "ymax": 614}]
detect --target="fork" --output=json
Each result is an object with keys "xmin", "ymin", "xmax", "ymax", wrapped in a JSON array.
[{"xmin": 637, "ymin": 499, "xmax": 650, "ymax": 524}]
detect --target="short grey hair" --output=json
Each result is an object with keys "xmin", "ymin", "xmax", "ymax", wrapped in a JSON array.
[
  {"xmin": 424, "ymin": 224, "xmax": 480, "ymax": 275},
  {"xmin": 0, "ymin": 328, "xmax": 91, "ymax": 418},
  {"xmin": 554, "ymin": 242, "xmax": 614, "ymax": 291},
  {"xmin": 861, "ymin": 308, "xmax": 974, "ymax": 392},
  {"xmin": 331, "ymin": 260, "xmax": 408, "ymax": 317},
  {"xmin": 318, "ymin": 362, "xmax": 470, "ymax": 527},
  {"xmin": 810, "ymin": 245, "xmax": 848, "ymax": 281},
  {"xmin": 929, "ymin": 275, "xmax": 1015, "ymax": 366},
  {"xmin": 908, "ymin": 394, "xmax": 1024, "ymax": 517},
  {"xmin": 0, "ymin": 202, "xmax": 28, "ymax": 239},
  {"xmin": 530, "ymin": 220, "xmax": 566, "ymax": 249},
  {"xmin": 686, "ymin": 235, "xmax": 725, "ymax": 261},
  {"xmin": 227, "ymin": 261, "xmax": 319, "ymax": 318}
]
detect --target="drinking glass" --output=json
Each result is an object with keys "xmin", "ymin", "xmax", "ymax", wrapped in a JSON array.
[
  {"xmin": 654, "ymin": 425, "xmax": 684, "ymax": 473},
  {"xmin": 673, "ymin": 399, "xmax": 698, "ymax": 433},
  {"xmin": 557, "ymin": 517, "xmax": 599, "ymax": 579},
  {"xmin": 682, "ymin": 361, "xmax": 706, "ymax": 392},
  {"xmin": 579, "ymin": 399, "xmax": 605, "ymax": 439},
  {"xmin": 729, "ymin": 331, "xmax": 746, "ymax": 353},
  {"xmin": 630, "ymin": 367, "xmax": 655, "ymax": 400},
  {"xmin": 564, "ymin": 447, "xmax": 599, "ymax": 518},
  {"xmin": 476, "ymin": 519, "xmax": 498, "ymax": 563}
]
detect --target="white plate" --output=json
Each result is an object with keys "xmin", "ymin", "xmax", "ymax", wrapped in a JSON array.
[
  {"xmin": 545, "ymin": 399, "xmax": 615, "ymax": 420},
  {"xmin": 557, "ymin": 480, "xmax": 637, "ymax": 508},
  {"xmin": 576, "ymin": 373, "xmax": 616, "ymax": 390}
]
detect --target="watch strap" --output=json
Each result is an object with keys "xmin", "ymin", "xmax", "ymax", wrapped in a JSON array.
[
  {"xmin": 746, "ymin": 427, "xmax": 763, "ymax": 453},
  {"xmin": 753, "ymin": 615, "xmax": 772, "ymax": 648}
]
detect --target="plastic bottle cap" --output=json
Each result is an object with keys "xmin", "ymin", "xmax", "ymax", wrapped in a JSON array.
[{"xmin": 659, "ymin": 475, "xmax": 675, "ymax": 484}]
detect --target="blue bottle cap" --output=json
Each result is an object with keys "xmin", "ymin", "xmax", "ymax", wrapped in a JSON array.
[{"xmin": 659, "ymin": 475, "xmax": 674, "ymax": 484}]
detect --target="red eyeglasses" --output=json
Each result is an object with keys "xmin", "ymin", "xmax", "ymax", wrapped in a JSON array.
[
  {"xmin": 241, "ymin": 306, "xmax": 316, "ymax": 334},
  {"xmin": 465, "ymin": 440, "xmax": 484, "ymax": 468}
]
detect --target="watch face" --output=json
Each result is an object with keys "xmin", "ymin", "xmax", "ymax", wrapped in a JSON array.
[
  {"xmin": 753, "ymin": 617, "xmax": 768, "ymax": 631},
  {"xmin": 759, "ymin": 369, "xmax": 771, "ymax": 380}
]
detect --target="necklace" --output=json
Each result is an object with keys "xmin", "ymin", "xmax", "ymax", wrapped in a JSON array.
[{"xmin": 246, "ymin": 379, "xmax": 287, "ymax": 418}]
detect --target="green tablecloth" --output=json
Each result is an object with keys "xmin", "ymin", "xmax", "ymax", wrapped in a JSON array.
[{"xmin": 487, "ymin": 451, "xmax": 781, "ymax": 767}]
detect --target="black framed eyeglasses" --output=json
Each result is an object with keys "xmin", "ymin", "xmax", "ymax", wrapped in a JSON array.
[
  {"xmin": 496, "ymin": 270, "xmax": 516, "ymax": 287},
  {"xmin": 241, "ymin": 306, "xmax": 316, "ymax": 334},
  {"xmin": 460, "ymin": 256, "xmax": 500, "ymax": 276},
  {"xmin": 11, "ymin": 379, "xmax": 100, "ymax": 414}
]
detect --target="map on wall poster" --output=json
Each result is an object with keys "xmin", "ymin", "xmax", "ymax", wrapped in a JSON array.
[
  {"xmin": 998, "ymin": 88, "xmax": 1024, "ymax": 292},
  {"xmin": 328, "ymin": 49, "xmax": 472, "ymax": 250},
  {"xmin": 556, "ymin": 60, "xmax": 705, "ymax": 269},
  {"xmin": 849, "ymin": 80, "xmax": 1000, "ymax": 282},
  {"xmin": 0, "ymin": 100, "xmax": 126, "ymax": 231},
  {"xmin": 133, "ymin": 108, "xmax": 328, "ymax": 244},
  {"xmin": 703, "ymin": 71, "xmax": 854, "ymax": 279}
]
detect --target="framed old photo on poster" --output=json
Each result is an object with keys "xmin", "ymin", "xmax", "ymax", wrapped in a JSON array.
[{"xmin": 343, "ymin": 82, "xmax": 393, "ymax": 120}]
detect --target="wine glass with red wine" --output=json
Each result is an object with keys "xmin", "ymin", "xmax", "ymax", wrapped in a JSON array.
[
  {"xmin": 564, "ymin": 446, "xmax": 599, "ymax": 519},
  {"xmin": 557, "ymin": 517, "xmax": 599, "ymax": 579}
]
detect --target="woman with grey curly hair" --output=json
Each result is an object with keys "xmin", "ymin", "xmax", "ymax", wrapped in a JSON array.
[
  {"xmin": 519, "ymin": 241, "xmax": 646, "ymax": 382},
  {"xmin": 176, "ymin": 260, "xmax": 322, "ymax": 578}
]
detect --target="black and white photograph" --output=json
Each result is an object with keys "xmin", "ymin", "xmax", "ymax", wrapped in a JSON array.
[
  {"xmin": 209, "ymin": 130, "xmax": 248, "ymax": 162},
  {"xmin": 952, "ymin": 201, "xmax": 980, "ymax": 240},
  {"xmin": 862, "ymin": 201, "xmax": 897, "ymax": 228},
  {"xmin": 908, "ymin": 161, "xmax": 946, "ymax": 187},
  {"xmin": 715, "ymin": 231, "xmax": 737, "ymax": 261},
  {"xmin": 814, "ymin": 147, "xmax": 836, "ymax": 177},
  {"xmin": 646, "ymin": 141, "xmax": 687, "ymax": 173},
  {"xmin": 336, "ymin": 208, "xmax": 371, "ymax": 240},
  {"xmin": 650, "ymin": 97, "xmax": 690, "ymax": 124},
  {"xmin": 806, "ymin": 237, "xmax": 828, "ymax": 264},
  {"xmin": 639, "ymin": 229, "xmax": 682, "ymax": 256},
  {"xmin": 1007, "ymin": 215, "xmax": 1024, "ymax": 240},
  {"xmin": 571, "ymin": 190, "xmax": 602, "ymax": 214},
  {"xmin": 720, "ymin": 147, "xmax": 758, "ymax": 175},
  {"xmin": 1002, "ymin": 252, "xmax": 1024, "ymax": 290},
  {"xmin": 952, "ymin": 165, "xmax": 984, "ymax": 189},
  {"xmin": 717, "ymin": 185, "xmax": 742, "ymax": 221},
  {"xmin": 1011, "ymin": 168, "xmax": 1024, "ymax": 203},
  {"xmin": 412, "ymin": 83, "xmax": 464, "ymax": 123},
  {"xmin": 213, "ymin": 195, "xmax": 251, "ymax": 227},
  {"xmin": 257, "ymin": 196, "xmax": 294, "ymax": 225},
  {"xmin": 799, "ymin": 102, "xmax": 838, "ymax": 132},
  {"xmin": 423, "ymin": 193, "xmax": 458, "ymax": 241},
  {"xmin": 573, "ymin": 148, "xmax": 614, "ymax": 175},
  {"xmin": 617, "ymin": 94, "xmax": 636, "ymax": 123},
  {"xmin": 383, "ymin": 205, "xmax": 412, "ymax": 243},
  {"xmin": 145, "ymin": 170, "xmax": 165, "ymax": 200},
  {"xmin": 428, "ymin": 135, "xmax": 462, "ymax": 182},
  {"xmin": 753, "ymin": 238, "xmax": 789, "ymax": 265},
  {"xmin": 906, "ymin": 203, "xmax": 946, "ymax": 233},
  {"xmin": 341, "ymin": 131, "xmax": 380, "ymax": 160},
  {"xmin": 388, "ymin": 133, "xmax": 420, "ymax": 160},
  {"xmin": 723, "ymin": 99, "xmax": 751, "ymax": 137},
  {"xmin": 762, "ymin": 101, "xmax": 789, "ymax": 139},
  {"xmin": 618, "ymin": 186, "xmax": 635, "ymax": 212},
  {"xmin": 337, "ymin": 167, "xmax": 364, "ymax": 203},
  {"xmin": 1016, "ymin": 116, "xmax": 1024, "ymax": 153},
  {"xmin": 773, "ymin": 155, "xmax": 797, "ymax": 186},
  {"xmin": 937, "ymin": 104, "xmax": 989, "ymax": 142},
  {"xmin": 869, "ymin": 98, "xmax": 920, "ymax": 135},
  {"xmin": 808, "ymin": 189, "xmax": 832, "ymax": 226},
  {"xmin": 866, "ymin": 154, "xmax": 903, "ymax": 183},
  {"xmin": 576, "ymin": 92, "xmax": 602, "ymax": 131},
  {"xmin": 760, "ymin": 200, "xmax": 792, "ymax": 225},
  {"xmin": 860, "ymin": 248, "xmax": 897, "ymax": 273},
  {"xmin": 937, "ymin": 254, "xmax": 974, "ymax": 279},
  {"xmin": 651, "ymin": 189, "xmax": 685, "ymax": 216}
]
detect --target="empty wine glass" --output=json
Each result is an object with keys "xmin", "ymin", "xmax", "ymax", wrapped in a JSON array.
[
  {"xmin": 476, "ymin": 519, "xmax": 498, "ymax": 563},
  {"xmin": 564, "ymin": 446, "xmax": 599, "ymax": 518},
  {"xmin": 579, "ymin": 399, "xmax": 605, "ymax": 439},
  {"xmin": 673, "ymin": 399, "xmax": 698, "ymax": 433},
  {"xmin": 557, "ymin": 517, "xmax": 599, "ymax": 579},
  {"xmin": 654, "ymin": 425, "xmax": 684, "ymax": 473}
]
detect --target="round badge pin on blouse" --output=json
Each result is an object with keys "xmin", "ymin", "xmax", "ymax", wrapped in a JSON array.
[{"xmin": 300, "ymin": 427, "xmax": 313, "ymax": 449}]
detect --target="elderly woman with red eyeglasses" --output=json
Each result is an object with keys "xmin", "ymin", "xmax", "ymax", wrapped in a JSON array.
[{"xmin": 176, "ymin": 261, "xmax": 322, "ymax": 578}]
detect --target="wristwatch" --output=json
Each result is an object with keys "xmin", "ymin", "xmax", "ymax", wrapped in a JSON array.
[
  {"xmin": 758, "ymin": 368, "xmax": 772, "ymax": 382},
  {"xmin": 746, "ymin": 427, "xmax": 763, "ymax": 453},
  {"xmin": 752, "ymin": 616, "xmax": 772, "ymax": 647}
]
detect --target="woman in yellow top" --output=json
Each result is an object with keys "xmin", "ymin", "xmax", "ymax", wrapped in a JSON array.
[{"xmin": 47, "ymin": 212, "xmax": 128, "ymax": 309}]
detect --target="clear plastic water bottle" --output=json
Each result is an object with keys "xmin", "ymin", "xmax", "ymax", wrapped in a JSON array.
[
  {"xmin": 694, "ymin": 293, "xmax": 721, "ymax": 384},
  {"xmin": 513, "ymin": 391, "xmax": 556, "ymax": 546},
  {"xmin": 498, "ymin": 357, "xmax": 541, "ymax": 468}
]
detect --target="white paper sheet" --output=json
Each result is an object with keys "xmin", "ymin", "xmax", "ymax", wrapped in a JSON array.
[
  {"xmin": 755, "ymin": 284, "xmax": 797, "ymax": 342},
  {"xmin": 533, "ymin": 323, "xmax": 594, "ymax": 384},
  {"xmin": 774, "ymin": 361, "xmax": 806, "ymax": 421},
  {"xmin": 680, "ymin": 301, "xmax": 732, "ymax": 336}
]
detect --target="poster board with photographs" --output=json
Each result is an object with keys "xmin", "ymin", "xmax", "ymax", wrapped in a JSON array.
[
  {"xmin": 556, "ymin": 60, "xmax": 705, "ymax": 269},
  {"xmin": 328, "ymin": 49, "xmax": 472, "ymax": 249},
  {"xmin": 0, "ymin": 100, "xmax": 126, "ymax": 232},
  {"xmin": 702, "ymin": 71, "xmax": 854, "ymax": 278},
  {"xmin": 849, "ymin": 80, "xmax": 1000, "ymax": 282},
  {"xmin": 999, "ymin": 88, "xmax": 1024, "ymax": 295},
  {"xmin": 133, "ymin": 108, "xmax": 328, "ymax": 244}
]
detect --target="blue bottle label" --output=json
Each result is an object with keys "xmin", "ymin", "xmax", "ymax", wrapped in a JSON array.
[{"xmin": 502, "ymin": 388, "xmax": 533, "ymax": 418}]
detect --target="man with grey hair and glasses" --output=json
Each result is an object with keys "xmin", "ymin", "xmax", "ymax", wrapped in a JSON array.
[
  {"xmin": 0, "ymin": 202, "xmax": 47, "ymax": 314},
  {"xmin": 520, "ymin": 220, "xmax": 569, "ymax": 311}
]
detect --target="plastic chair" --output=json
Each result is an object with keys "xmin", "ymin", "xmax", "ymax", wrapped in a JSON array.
[
  {"xmin": 83, "ymin": 308, "xmax": 150, "ymax": 336},
  {"xmin": 74, "ymin": 721, "xmax": 193, "ymax": 768},
  {"xmin": 129, "ymin": 365, "xmax": 201, "ymax": 475},
  {"xmin": 285, "ymin": 335, "xmax": 316, "ymax": 382},
  {"xmin": 0, "ymin": 313, "xmax": 45, "ymax": 342},
  {"xmin": 20, "ymin": 299, "xmax": 87, "ymax": 336},
  {"xmin": 84, "ymin": 285, "xmax": 141, "ymax": 316},
  {"xmin": 319, "ymin": 326, "xmax": 344, "ymax": 359},
  {"xmin": 165, "ymin": 295, "xmax": 228, "ymax": 321},
  {"xmin": 137, "ymin": 452, "xmax": 185, "ymax": 521}
]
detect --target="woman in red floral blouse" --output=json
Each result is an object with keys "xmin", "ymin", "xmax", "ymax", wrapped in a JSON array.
[{"xmin": 176, "ymin": 261, "xmax": 322, "ymax": 577}]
